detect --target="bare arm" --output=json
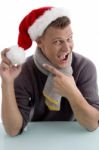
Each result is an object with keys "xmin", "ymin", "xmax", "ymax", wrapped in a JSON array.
[
  {"xmin": 43, "ymin": 64, "xmax": 99, "ymax": 131},
  {"xmin": 1, "ymin": 81, "xmax": 23, "ymax": 136},
  {"xmin": 67, "ymin": 87, "xmax": 99, "ymax": 131},
  {"xmin": 0, "ymin": 49, "xmax": 23, "ymax": 136}
]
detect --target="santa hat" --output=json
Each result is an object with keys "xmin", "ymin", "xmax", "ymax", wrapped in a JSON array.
[{"xmin": 6, "ymin": 6, "xmax": 70, "ymax": 65}]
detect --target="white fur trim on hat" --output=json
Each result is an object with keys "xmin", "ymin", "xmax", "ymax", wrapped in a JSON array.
[
  {"xmin": 28, "ymin": 7, "xmax": 70, "ymax": 40},
  {"xmin": 6, "ymin": 45, "xmax": 26, "ymax": 65}
]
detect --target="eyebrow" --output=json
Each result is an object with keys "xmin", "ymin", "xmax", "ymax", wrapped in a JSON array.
[{"xmin": 51, "ymin": 33, "xmax": 73, "ymax": 41}]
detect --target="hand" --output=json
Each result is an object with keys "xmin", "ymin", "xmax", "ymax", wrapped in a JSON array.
[
  {"xmin": 0, "ymin": 48, "xmax": 22, "ymax": 83},
  {"xmin": 43, "ymin": 64, "xmax": 77, "ymax": 99}
]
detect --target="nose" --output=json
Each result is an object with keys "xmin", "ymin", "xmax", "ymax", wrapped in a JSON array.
[{"xmin": 62, "ymin": 41, "xmax": 70, "ymax": 52}]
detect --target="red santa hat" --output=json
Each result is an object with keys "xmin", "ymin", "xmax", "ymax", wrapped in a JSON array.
[
  {"xmin": 6, "ymin": 6, "xmax": 70, "ymax": 65},
  {"xmin": 18, "ymin": 6, "xmax": 70, "ymax": 50}
]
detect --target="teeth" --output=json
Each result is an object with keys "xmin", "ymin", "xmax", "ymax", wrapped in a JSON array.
[
  {"xmin": 60, "ymin": 55, "xmax": 65, "ymax": 59},
  {"xmin": 58, "ymin": 53, "xmax": 67, "ymax": 60}
]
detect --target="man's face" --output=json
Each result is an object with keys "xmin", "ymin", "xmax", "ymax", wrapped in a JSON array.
[{"xmin": 37, "ymin": 24, "xmax": 74, "ymax": 68}]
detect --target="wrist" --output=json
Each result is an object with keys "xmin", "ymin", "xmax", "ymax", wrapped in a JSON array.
[
  {"xmin": 1, "ymin": 79, "xmax": 14, "ymax": 88},
  {"xmin": 66, "ymin": 88, "xmax": 82, "ymax": 102}
]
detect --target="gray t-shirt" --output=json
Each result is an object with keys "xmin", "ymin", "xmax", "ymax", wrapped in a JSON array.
[{"xmin": 14, "ymin": 52, "xmax": 99, "ymax": 133}]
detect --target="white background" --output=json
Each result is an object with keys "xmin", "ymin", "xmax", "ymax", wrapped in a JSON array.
[{"xmin": 0, "ymin": 0, "xmax": 99, "ymax": 122}]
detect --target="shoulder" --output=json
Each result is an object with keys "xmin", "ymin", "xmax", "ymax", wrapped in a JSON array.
[
  {"xmin": 72, "ymin": 52, "xmax": 97, "ymax": 76},
  {"xmin": 72, "ymin": 52, "xmax": 95, "ymax": 67},
  {"xmin": 21, "ymin": 55, "xmax": 38, "ymax": 75},
  {"xmin": 23, "ymin": 55, "xmax": 34, "ymax": 69}
]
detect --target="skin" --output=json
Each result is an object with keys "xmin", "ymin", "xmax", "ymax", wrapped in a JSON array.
[
  {"xmin": 37, "ymin": 25, "xmax": 99, "ymax": 131},
  {"xmin": 0, "ymin": 24, "xmax": 99, "ymax": 136},
  {"xmin": 37, "ymin": 25, "xmax": 73, "ymax": 69},
  {"xmin": 0, "ymin": 49, "xmax": 23, "ymax": 136}
]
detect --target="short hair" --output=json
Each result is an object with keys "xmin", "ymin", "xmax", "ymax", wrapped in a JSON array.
[{"xmin": 43, "ymin": 16, "xmax": 71, "ymax": 34}]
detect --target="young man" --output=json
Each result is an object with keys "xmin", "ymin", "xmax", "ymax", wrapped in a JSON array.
[{"xmin": 0, "ymin": 6, "xmax": 99, "ymax": 136}]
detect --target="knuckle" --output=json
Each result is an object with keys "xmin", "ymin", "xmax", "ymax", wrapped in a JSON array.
[
  {"xmin": 1, "ymin": 57, "xmax": 11, "ymax": 65},
  {"xmin": 51, "ymin": 67, "xmax": 55, "ymax": 72},
  {"xmin": 1, "ymin": 62, "xmax": 9, "ymax": 67},
  {"xmin": 1, "ymin": 48, "xmax": 9, "ymax": 56}
]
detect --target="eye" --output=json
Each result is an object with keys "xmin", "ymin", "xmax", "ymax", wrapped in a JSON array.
[
  {"xmin": 67, "ymin": 36, "xmax": 73, "ymax": 42},
  {"xmin": 53, "ymin": 40, "xmax": 64, "ymax": 45}
]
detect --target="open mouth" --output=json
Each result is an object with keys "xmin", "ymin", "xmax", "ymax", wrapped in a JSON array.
[{"xmin": 58, "ymin": 53, "xmax": 69, "ymax": 63}]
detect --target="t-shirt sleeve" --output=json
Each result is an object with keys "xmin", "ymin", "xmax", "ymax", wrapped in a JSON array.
[
  {"xmin": 77, "ymin": 60, "xmax": 99, "ymax": 110},
  {"xmin": 14, "ymin": 63, "xmax": 34, "ymax": 134}
]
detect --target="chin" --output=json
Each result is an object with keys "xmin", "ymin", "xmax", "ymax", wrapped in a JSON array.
[
  {"xmin": 56, "ymin": 63, "xmax": 67, "ymax": 69},
  {"xmin": 53, "ymin": 61, "xmax": 68, "ymax": 69}
]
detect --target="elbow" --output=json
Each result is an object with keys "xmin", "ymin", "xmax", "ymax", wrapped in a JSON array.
[
  {"xmin": 86, "ymin": 122, "xmax": 99, "ymax": 132},
  {"xmin": 79, "ymin": 119, "xmax": 99, "ymax": 132},
  {"xmin": 3, "ymin": 123, "xmax": 23, "ymax": 136},
  {"xmin": 5, "ymin": 127, "xmax": 21, "ymax": 137},
  {"xmin": 2, "ymin": 118, "xmax": 23, "ymax": 137},
  {"xmin": 87, "ymin": 126, "xmax": 98, "ymax": 132}
]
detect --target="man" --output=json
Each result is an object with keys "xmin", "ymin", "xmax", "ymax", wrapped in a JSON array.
[{"xmin": 0, "ymin": 6, "xmax": 99, "ymax": 136}]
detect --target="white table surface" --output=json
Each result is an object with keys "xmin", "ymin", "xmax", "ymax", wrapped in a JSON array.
[{"xmin": 0, "ymin": 122, "xmax": 99, "ymax": 150}]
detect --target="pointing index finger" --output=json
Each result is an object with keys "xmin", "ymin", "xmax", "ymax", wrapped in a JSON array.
[{"xmin": 43, "ymin": 64, "xmax": 61, "ymax": 77}]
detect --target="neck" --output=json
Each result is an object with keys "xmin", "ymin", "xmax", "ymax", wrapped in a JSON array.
[{"xmin": 33, "ymin": 47, "xmax": 73, "ymax": 76}]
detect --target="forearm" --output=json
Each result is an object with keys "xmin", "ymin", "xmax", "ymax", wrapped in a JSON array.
[
  {"xmin": 1, "ymin": 81, "xmax": 23, "ymax": 136},
  {"xmin": 67, "ymin": 88, "xmax": 99, "ymax": 131}
]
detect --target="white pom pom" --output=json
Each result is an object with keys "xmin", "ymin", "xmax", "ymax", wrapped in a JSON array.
[{"xmin": 6, "ymin": 45, "xmax": 26, "ymax": 65}]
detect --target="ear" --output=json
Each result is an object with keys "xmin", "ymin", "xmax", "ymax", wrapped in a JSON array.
[{"xmin": 36, "ymin": 37, "xmax": 43, "ymax": 48}]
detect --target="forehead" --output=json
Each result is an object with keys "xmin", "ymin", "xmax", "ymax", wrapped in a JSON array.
[{"xmin": 43, "ymin": 25, "xmax": 73, "ymax": 39}]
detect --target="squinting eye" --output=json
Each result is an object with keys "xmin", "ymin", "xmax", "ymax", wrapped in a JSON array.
[
  {"xmin": 53, "ymin": 40, "xmax": 63, "ymax": 45},
  {"xmin": 54, "ymin": 41, "xmax": 60, "ymax": 44},
  {"xmin": 67, "ymin": 37, "xmax": 72, "ymax": 42}
]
